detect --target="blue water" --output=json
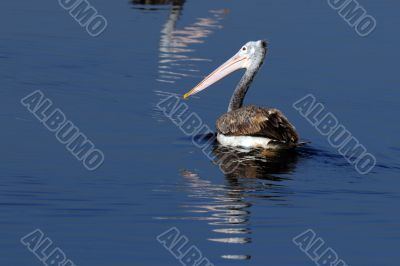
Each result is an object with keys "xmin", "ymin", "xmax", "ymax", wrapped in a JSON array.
[{"xmin": 1, "ymin": 0, "xmax": 400, "ymax": 265}]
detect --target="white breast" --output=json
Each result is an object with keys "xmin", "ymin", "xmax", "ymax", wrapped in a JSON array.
[{"xmin": 217, "ymin": 133, "xmax": 275, "ymax": 149}]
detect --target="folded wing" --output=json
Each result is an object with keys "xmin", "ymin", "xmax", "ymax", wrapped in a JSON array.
[{"xmin": 216, "ymin": 105, "xmax": 299, "ymax": 144}]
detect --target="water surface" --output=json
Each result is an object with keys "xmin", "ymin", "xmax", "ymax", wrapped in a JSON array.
[{"xmin": 1, "ymin": 0, "xmax": 400, "ymax": 265}]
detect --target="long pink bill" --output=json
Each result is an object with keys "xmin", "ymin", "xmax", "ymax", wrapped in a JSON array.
[{"xmin": 183, "ymin": 53, "xmax": 248, "ymax": 99}]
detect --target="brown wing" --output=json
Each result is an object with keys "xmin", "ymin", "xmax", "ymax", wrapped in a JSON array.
[{"xmin": 216, "ymin": 105, "xmax": 299, "ymax": 144}]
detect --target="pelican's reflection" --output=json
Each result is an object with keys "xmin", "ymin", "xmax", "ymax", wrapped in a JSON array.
[
  {"xmin": 179, "ymin": 144, "xmax": 299, "ymax": 260},
  {"xmin": 131, "ymin": 0, "xmax": 229, "ymax": 85},
  {"xmin": 213, "ymin": 144, "xmax": 299, "ymax": 180},
  {"xmin": 131, "ymin": 0, "xmax": 185, "ymax": 10},
  {"xmin": 157, "ymin": 9, "xmax": 229, "ymax": 84}
]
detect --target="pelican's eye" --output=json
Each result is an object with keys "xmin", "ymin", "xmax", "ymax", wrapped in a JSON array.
[{"xmin": 242, "ymin": 46, "xmax": 247, "ymax": 51}]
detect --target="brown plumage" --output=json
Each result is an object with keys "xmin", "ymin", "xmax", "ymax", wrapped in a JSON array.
[{"xmin": 216, "ymin": 105, "xmax": 299, "ymax": 145}]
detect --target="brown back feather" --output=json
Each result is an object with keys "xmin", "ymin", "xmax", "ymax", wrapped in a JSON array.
[{"xmin": 216, "ymin": 105, "xmax": 299, "ymax": 144}]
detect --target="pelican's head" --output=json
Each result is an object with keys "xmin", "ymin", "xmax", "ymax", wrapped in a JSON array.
[{"xmin": 183, "ymin": 40, "xmax": 267, "ymax": 99}]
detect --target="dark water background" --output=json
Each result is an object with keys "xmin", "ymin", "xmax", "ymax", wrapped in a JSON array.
[{"xmin": 1, "ymin": 0, "xmax": 400, "ymax": 265}]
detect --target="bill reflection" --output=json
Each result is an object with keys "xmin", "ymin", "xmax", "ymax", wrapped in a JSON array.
[{"xmin": 131, "ymin": 0, "xmax": 229, "ymax": 85}]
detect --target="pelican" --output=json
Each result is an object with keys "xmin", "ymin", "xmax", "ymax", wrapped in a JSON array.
[{"xmin": 183, "ymin": 40, "xmax": 299, "ymax": 149}]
